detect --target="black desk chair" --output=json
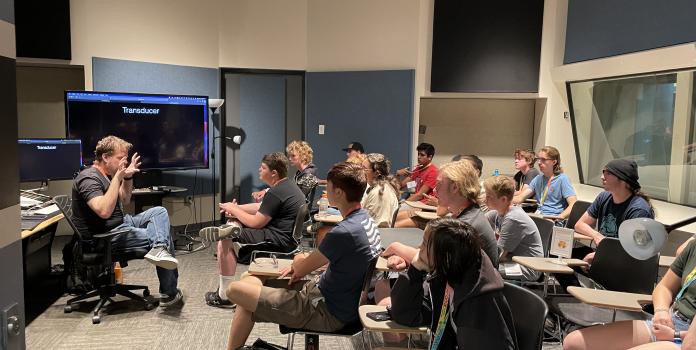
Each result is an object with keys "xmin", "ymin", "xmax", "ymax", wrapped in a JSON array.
[
  {"xmin": 54, "ymin": 195, "xmax": 156, "ymax": 324},
  {"xmin": 564, "ymin": 200, "xmax": 591, "ymax": 230},
  {"xmin": 390, "ymin": 207, "xmax": 400, "ymax": 228},
  {"xmin": 242, "ymin": 204, "xmax": 310, "ymax": 264},
  {"xmin": 547, "ymin": 238, "xmax": 658, "ymax": 338},
  {"xmin": 279, "ymin": 254, "xmax": 380, "ymax": 350},
  {"xmin": 503, "ymin": 282, "xmax": 548, "ymax": 350}
]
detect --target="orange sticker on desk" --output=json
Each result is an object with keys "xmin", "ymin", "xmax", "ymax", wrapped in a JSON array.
[{"xmin": 550, "ymin": 227, "xmax": 574, "ymax": 259}]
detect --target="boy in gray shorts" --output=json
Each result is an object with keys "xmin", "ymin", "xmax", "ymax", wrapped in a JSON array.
[{"xmin": 224, "ymin": 162, "xmax": 381, "ymax": 350}]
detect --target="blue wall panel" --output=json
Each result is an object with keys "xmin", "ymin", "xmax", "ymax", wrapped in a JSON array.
[
  {"xmin": 565, "ymin": 0, "xmax": 696, "ymax": 64},
  {"xmin": 306, "ymin": 70, "xmax": 414, "ymax": 178},
  {"xmin": 92, "ymin": 57, "xmax": 219, "ymax": 194}
]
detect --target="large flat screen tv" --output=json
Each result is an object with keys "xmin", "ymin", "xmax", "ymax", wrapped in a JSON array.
[
  {"xmin": 65, "ymin": 91, "xmax": 209, "ymax": 170},
  {"xmin": 18, "ymin": 138, "xmax": 83, "ymax": 182}
]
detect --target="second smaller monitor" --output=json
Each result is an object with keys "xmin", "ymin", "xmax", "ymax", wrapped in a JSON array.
[{"xmin": 19, "ymin": 139, "xmax": 83, "ymax": 182}]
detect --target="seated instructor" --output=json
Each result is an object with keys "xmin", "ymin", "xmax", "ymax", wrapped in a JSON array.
[
  {"xmin": 223, "ymin": 162, "xmax": 379, "ymax": 350},
  {"xmin": 199, "ymin": 152, "xmax": 305, "ymax": 307},
  {"xmin": 71, "ymin": 135, "xmax": 182, "ymax": 306}
]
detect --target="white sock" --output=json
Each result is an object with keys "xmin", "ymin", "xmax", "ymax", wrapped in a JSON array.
[{"xmin": 218, "ymin": 275, "xmax": 236, "ymax": 300}]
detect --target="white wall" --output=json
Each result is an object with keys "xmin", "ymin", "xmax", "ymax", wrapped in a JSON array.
[
  {"xmin": 218, "ymin": 0, "xmax": 307, "ymax": 70},
  {"xmin": 306, "ymin": 0, "xmax": 420, "ymax": 71},
  {"xmin": 70, "ymin": 0, "xmax": 221, "ymax": 89}
]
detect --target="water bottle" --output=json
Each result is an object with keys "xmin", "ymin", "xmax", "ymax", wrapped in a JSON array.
[
  {"xmin": 319, "ymin": 194, "xmax": 329, "ymax": 217},
  {"xmin": 493, "ymin": 168, "xmax": 500, "ymax": 176}
]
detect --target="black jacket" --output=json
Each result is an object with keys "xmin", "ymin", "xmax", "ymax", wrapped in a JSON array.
[{"xmin": 390, "ymin": 252, "xmax": 517, "ymax": 349}]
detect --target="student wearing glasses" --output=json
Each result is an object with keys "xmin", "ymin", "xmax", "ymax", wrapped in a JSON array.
[{"xmin": 513, "ymin": 146, "xmax": 577, "ymax": 226}]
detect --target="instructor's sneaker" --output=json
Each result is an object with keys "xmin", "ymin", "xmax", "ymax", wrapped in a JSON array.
[
  {"xmin": 199, "ymin": 222, "xmax": 242, "ymax": 242},
  {"xmin": 160, "ymin": 288, "xmax": 184, "ymax": 308},
  {"xmin": 144, "ymin": 246, "xmax": 179, "ymax": 270}
]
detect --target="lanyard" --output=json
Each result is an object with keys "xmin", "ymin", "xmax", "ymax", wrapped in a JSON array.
[
  {"xmin": 430, "ymin": 286, "xmax": 452, "ymax": 350},
  {"xmin": 676, "ymin": 266, "xmax": 696, "ymax": 301},
  {"xmin": 540, "ymin": 175, "xmax": 554, "ymax": 206}
]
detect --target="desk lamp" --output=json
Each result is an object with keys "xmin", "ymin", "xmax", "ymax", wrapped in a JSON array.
[{"xmin": 619, "ymin": 216, "xmax": 696, "ymax": 260}]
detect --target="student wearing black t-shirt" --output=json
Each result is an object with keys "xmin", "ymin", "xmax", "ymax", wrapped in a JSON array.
[
  {"xmin": 199, "ymin": 152, "xmax": 305, "ymax": 307},
  {"xmin": 575, "ymin": 159, "xmax": 654, "ymax": 265}
]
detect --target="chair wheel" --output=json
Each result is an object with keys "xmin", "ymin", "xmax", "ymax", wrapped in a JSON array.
[
  {"xmin": 64, "ymin": 305, "xmax": 72, "ymax": 313},
  {"xmin": 92, "ymin": 315, "xmax": 100, "ymax": 324},
  {"xmin": 145, "ymin": 302, "xmax": 156, "ymax": 311},
  {"xmin": 143, "ymin": 289, "xmax": 150, "ymax": 297}
]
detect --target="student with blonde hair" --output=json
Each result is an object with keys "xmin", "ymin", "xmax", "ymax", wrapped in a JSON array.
[{"xmin": 484, "ymin": 175, "xmax": 543, "ymax": 281}]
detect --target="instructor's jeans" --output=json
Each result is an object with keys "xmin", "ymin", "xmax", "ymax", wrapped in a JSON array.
[{"xmin": 111, "ymin": 206, "xmax": 179, "ymax": 297}]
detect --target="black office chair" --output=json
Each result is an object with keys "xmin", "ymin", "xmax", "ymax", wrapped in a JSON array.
[
  {"xmin": 515, "ymin": 216, "xmax": 555, "ymax": 291},
  {"xmin": 54, "ymin": 195, "xmax": 156, "ymax": 324},
  {"xmin": 564, "ymin": 200, "xmax": 591, "ymax": 230},
  {"xmin": 390, "ymin": 206, "xmax": 400, "ymax": 228},
  {"xmin": 530, "ymin": 216, "xmax": 554, "ymax": 258},
  {"xmin": 503, "ymin": 282, "xmax": 548, "ymax": 350},
  {"xmin": 547, "ymin": 238, "xmax": 658, "ymax": 338},
  {"xmin": 279, "ymin": 254, "xmax": 380, "ymax": 350},
  {"xmin": 241, "ymin": 203, "xmax": 310, "ymax": 264}
]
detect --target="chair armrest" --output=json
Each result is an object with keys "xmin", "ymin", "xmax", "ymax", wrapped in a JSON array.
[{"xmin": 93, "ymin": 228, "xmax": 130, "ymax": 241}]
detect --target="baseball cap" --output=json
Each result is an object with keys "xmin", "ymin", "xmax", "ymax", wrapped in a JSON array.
[{"xmin": 342, "ymin": 142, "xmax": 365, "ymax": 153}]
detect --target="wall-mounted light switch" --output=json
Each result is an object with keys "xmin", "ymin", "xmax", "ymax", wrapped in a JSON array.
[{"xmin": 318, "ymin": 124, "xmax": 325, "ymax": 135}]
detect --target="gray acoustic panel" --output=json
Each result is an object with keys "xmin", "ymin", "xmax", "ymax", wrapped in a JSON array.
[
  {"xmin": 238, "ymin": 75, "xmax": 286, "ymax": 203},
  {"xmin": 0, "ymin": 0, "xmax": 13, "ymax": 24},
  {"xmin": 0, "ymin": 55, "xmax": 18, "ymax": 210},
  {"xmin": 92, "ymin": 57, "xmax": 219, "ymax": 194},
  {"xmin": 565, "ymin": 0, "xmax": 696, "ymax": 64},
  {"xmin": 306, "ymin": 70, "xmax": 414, "ymax": 178}
]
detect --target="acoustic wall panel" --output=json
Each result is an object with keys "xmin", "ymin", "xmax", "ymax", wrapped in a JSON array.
[
  {"xmin": 565, "ymin": 0, "xmax": 696, "ymax": 64},
  {"xmin": 306, "ymin": 70, "xmax": 414, "ymax": 178},
  {"xmin": 430, "ymin": 0, "xmax": 544, "ymax": 93}
]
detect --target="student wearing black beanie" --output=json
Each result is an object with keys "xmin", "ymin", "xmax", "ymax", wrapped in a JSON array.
[{"xmin": 574, "ymin": 159, "xmax": 654, "ymax": 265}]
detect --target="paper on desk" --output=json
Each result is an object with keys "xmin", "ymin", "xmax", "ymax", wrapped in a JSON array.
[
  {"xmin": 502, "ymin": 263, "xmax": 523, "ymax": 276},
  {"xmin": 35, "ymin": 204, "xmax": 59, "ymax": 215}
]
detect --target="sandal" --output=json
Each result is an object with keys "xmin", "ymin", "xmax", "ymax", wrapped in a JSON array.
[{"xmin": 205, "ymin": 290, "xmax": 235, "ymax": 308}]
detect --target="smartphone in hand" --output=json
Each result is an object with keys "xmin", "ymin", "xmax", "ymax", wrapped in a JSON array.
[{"xmin": 366, "ymin": 311, "xmax": 391, "ymax": 322}]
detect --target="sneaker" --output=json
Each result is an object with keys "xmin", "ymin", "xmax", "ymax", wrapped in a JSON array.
[
  {"xmin": 160, "ymin": 288, "xmax": 184, "ymax": 308},
  {"xmin": 144, "ymin": 246, "xmax": 179, "ymax": 270},
  {"xmin": 205, "ymin": 290, "xmax": 235, "ymax": 308},
  {"xmin": 199, "ymin": 222, "xmax": 242, "ymax": 242}
]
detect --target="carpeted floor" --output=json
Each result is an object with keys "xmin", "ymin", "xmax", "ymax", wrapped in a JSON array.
[{"xmin": 25, "ymin": 236, "xmax": 563, "ymax": 349}]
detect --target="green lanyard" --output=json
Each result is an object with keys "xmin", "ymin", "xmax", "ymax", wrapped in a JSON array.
[
  {"xmin": 676, "ymin": 266, "xmax": 696, "ymax": 301},
  {"xmin": 539, "ymin": 175, "xmax": 554, "ymax": 206}
]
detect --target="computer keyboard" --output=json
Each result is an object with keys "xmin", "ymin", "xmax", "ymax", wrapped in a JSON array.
[{"xmin": 20, "ymin": 190, "xmax": 52, "ymax": 209}]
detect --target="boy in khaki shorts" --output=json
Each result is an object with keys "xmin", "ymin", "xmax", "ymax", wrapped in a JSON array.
[{"xmin": 224, "ymin": 162, "xmax": 381, "ymax": 350}]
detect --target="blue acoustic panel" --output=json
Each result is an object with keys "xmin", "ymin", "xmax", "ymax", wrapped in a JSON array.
[
  {"xmin": 92, "ymin": 57, "xmax": 219, "ymax": 195},
  {"xmin": 565, "ymin": 0, "xmax": 696, "ymax": 64},
  {"xmin": 306, "ymin": 70, "xmax": 414, "ymax": 179},
  {"xmin": 239, "ymin": 75, "xmax": 286, "ymax": 203}
]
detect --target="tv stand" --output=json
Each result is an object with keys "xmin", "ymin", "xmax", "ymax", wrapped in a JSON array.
[{"xmin": 131, "ymin": 186, "xmax": 186, "ymax": 213}]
